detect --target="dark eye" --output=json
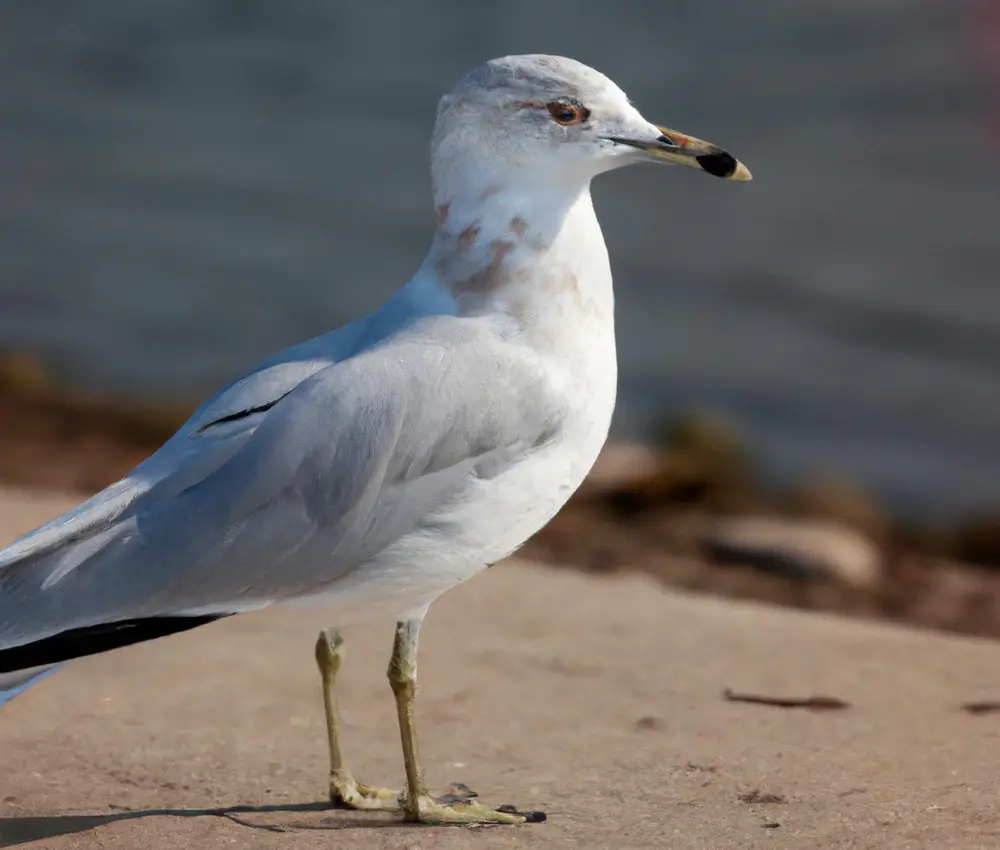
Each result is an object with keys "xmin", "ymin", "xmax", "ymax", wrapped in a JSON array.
[{"xmin": 546, "ymin": 101, "xmax": 589, "ymax": 126}]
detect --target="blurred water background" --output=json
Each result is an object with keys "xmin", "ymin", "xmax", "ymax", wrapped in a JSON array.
[{"xmin": 0, "ymin": 0, "xmax": 998, "ymax": 518}]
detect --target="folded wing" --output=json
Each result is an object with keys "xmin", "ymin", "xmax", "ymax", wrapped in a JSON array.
[{"xmin": 0, "ymin": 317, "xmax": 562, "ymax": 677}]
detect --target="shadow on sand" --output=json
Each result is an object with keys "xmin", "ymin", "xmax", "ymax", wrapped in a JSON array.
[{"xmin": 0, "ymin": 800, "xmax": 407, "ymax": 846}]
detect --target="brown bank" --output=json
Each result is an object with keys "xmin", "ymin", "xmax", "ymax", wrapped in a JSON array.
[{"xmin": 2, "ymin": 490, "xmax": 1000, "ymax": 850}]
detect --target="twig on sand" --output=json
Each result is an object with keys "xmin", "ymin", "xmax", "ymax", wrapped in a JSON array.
[
  {"xmin": 722, "ymin": 688, "xmax": 851, "ymax": 711},
  {"xmin": 961, "ymin": 700, "xmax": 1000, "ymax": 715}
]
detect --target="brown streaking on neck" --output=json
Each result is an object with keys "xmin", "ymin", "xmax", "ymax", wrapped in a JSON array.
[
  {"xmin": 451, "ymin": 239, "xmax": 517, "ymax": 296},
  {"xmin": 435, "ymin": 202, "xmax": 451, "ymax": 226},
  {"xmin": 458, "ymin": 222, "xmax": 481, "ymax": 247}
]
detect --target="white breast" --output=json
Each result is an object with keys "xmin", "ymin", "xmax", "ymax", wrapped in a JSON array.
[
  {"xmin": 308, "ymin": 184, "xmax": 618, "ymax": 623},
  {"xmin": 422, "ymin": 187, "xmax": 618, "ymax": 567}
]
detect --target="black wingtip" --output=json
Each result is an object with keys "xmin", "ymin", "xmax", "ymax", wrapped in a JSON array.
[{"xmin": 0, "ymin": 615, "xmax": 230, "ymax": 674}]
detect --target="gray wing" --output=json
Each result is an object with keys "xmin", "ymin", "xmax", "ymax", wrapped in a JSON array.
[
  {"xmin": 0, "ymin": 317, "xmax": 563, "ymax": 650},
  {"xmin": 0, "ymin": 358, "xmax": 333, "ymax": 573},
  {"xmin": 0, "ymin": 308, "xmax": 383, "ymax": 575},
  {"xmin": 0, "ymin": 279, "xmax": 437, "ymax": 573}
]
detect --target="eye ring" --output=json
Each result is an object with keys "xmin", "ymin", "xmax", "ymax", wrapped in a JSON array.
[{"xmin": 546, "ymin": 101, "xmax": 590, "ymax": 126}]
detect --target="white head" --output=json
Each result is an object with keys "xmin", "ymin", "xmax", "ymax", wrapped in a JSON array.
[
  {"xmin": 431, "ymin": 54, "xmax": 750, "ymax": 203},
  {"xmin": 422, "ymin": 55, "xmax": 751, "ymax": 319}
]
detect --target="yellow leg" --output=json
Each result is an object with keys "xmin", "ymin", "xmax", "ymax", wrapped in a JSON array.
[
  {"xmin": 314, "ymin": 628, "xmax": 401, "ymax": 810},
  {"xmin": 387, "ymin": 619, "xmax": 546, "ymax": 825}
]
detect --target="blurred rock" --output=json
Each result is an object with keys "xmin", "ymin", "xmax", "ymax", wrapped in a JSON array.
[
  {"xmin": 658, "ymin": 410, "xmax": 757, "ymax": 510},
  {"xmin": 0, "ymin": 351, "xmax": 54, "ymax": 399},
  {"xmin": 657, "ymin": 410, "xmax": 749, "ymax": 477},
  {"xmin": 578, "ymin": 441, "xmax": 661, "ymax": 497},
  {"xmin": 532, "ymin": 505, "xmax": 647, "ymax": 572},
  {"xmin": 950, "ymin": 517, "xmax": 1000, "ymax": 568},
  {"xmin": 700, "ymin": 517, "xmax": 882, "ymax": 590},
  {"xmin": 901, "ymin": 559, "xmax": 1000, "ymax": 631},
  {"xmin": 892, "ymin": 522, "xmax": 956, "ymax": 560},
  {"xmin": 0, "ymin": 349, "xmax": 199, "ymax": 493},
  {"xmin": 784, "ymin": 473, "xmax": 890, "ymax": 539},
  {"xmin": 597, "ymin": 455, "xmax": 705, "ymax": 514},
  {"xmin": 593, "ymin": 410, "xmax": 761, "ymax": 514}
]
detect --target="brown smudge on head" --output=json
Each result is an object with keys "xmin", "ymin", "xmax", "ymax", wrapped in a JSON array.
[
  {"xmin": 479, "ymin": 184, "xmax": 502, "ymax": 201},
  {"xmin": 435, "ymin": 202, "xmax": 451, "ymax": 226},
  {"xmin": 452, "ymin": 239, "xmax": 516, "ymax": 296},
  {"xmin": 458, "ymin": 222, "xmax": 481, "ymax": 248},
  {"xmin": 509, "ymin": 216, "xmax": 528, "ymax": 240},
  {"xmin": 514, "ymin": 100, "xmax": 547, "ymax": 110}
]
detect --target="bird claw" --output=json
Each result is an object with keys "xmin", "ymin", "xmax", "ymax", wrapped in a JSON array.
[
  {"xmin": 495, "ymin": 803, "xmax": 547, "ymax": 823},
  {"xmin": 434, "ymin": 781, "xmax": 479, "ymax": 804},
  {"xmin": 407, "ymin": 794, "xmax": 546, "ymax": 824},
  {"xmin": 330, "ymin": 775, "xmax": 485, "ymax": 813},
  {"xmin": 329, "ymin": 771, "xmax": 403, "ymax": 811}
]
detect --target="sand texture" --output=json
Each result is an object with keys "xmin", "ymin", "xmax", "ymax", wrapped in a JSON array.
[{"xmin": 2, "ymin": 490, "xmax": 1000, "ymax": 849}]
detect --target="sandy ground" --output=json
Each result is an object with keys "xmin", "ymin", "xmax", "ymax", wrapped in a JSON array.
[{"xmin": 2, "ymin": 490, "xmax": 1000, "ymax": 849}]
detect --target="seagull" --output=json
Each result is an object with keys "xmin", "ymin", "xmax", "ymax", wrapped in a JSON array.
[{"xmin": 0, "ymin": 54, "xmax": 749, "ymax": 824}]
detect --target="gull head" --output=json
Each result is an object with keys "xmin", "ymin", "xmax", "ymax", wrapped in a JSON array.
[{"xmin": 431, "ymin": 54, "xmax": 751, "ymax": 198}]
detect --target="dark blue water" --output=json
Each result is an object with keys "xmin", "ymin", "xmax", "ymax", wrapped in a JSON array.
[{"xmin": 0, "ymin": 0, "xmax": 998, "ymax": 517}]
